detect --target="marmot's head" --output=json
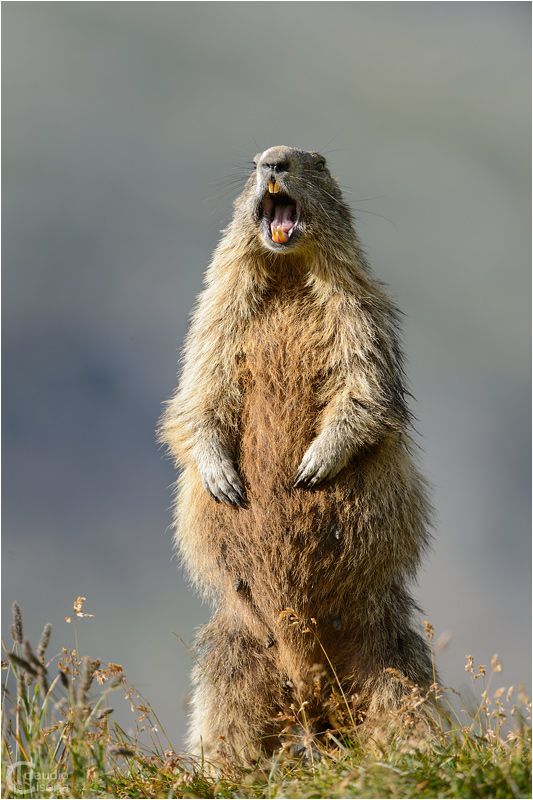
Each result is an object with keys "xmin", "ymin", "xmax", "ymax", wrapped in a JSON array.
[{"xmin": 235, "ymin": 146, "xmax": 352, "ymax": 255}]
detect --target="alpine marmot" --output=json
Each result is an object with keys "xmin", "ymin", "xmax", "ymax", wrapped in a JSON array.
[{"xmin": 159, "ymin": 145, "xmax": 434, "ymax": 765}]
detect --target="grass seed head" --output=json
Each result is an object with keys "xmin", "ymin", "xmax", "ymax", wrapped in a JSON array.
[
  {"xmin": 23, "ymin": 639, "xmax": 43, "ymax": 671},
  {"xmin": 37, "ymin": 622, "xmax": 53, "ymax": 659},
  {"xmin": 73, "ymin": 596, "xmax": 86, "ymax": 614},
  {"xmin": 109, "ymin": 745, "xmax": 136, "ymax": 758},
  {"xmin": 78, "ymin": 656, "xmax": 101, "ymax": 702},
  {"xmin": 10, "ymin": 601, "xmax": 23, "ymax": 644},
  {"xmin": 491, "ymin": 654, "xmax": 502, "ymax": 673},
  {"xmin": 97, "ymin": 707, "xmax": 115, "ymax": 719},
  {"xmin": 73, "ymin": 595, "xmax": 94, "ymax": 618},
  {"xmin": 8, "ymin": 651, "xmax": 38, "ymax": 677}
]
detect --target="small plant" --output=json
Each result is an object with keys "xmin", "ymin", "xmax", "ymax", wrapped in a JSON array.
[
  {"xmin": 1, "ymin": 598, "xmax": 197, "ymax": 798},
  {"xmin": 2, "ymin": 600, "xmax": 531, "ymax": 798}
]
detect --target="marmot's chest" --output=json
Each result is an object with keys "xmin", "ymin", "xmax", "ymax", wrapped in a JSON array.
[
  {"xmin": 238, "ymin": 299, "xmax": 326, "ymax": 477},
  {"xmin": 241, "ymin": 298, "xmax": 324, "ymax": 395}
]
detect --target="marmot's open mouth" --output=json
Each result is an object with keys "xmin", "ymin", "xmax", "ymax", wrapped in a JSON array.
[{"xmin": 261, "ymin": 184, "xmax": 301, "ymax": 245}]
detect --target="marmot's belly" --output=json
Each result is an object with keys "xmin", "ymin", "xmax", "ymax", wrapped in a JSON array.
[
  {"xmin": 238, "ymin": 377, "xmax": 320, "ymax": 496},
  {"xmin": 216, "ymin": 388, "xmax": 391, "ymax": 608},
  {"xmin": 181, "ymin": 376, "xmax": 425, "ymax": 624}
]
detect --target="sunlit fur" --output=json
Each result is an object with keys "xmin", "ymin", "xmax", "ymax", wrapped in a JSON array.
[{"xmin": 159, "ymin": 146, "xmax": 434, "ymax": 765}]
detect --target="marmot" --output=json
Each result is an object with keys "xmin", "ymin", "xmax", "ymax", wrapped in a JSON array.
[{"xmin": 159, "ymin": 146, "xmax": 434, "ymax": 765}]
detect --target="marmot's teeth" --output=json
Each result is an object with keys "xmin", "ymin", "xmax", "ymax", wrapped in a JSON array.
[
  {"xmin": 268, "ymin": 180, "xmax": 280, "ymax": 194},
  {"xmin": 271, "ymin": 225, "xmax": 288, "ymax": 244}
]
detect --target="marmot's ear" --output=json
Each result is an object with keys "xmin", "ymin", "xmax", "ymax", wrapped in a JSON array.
[{"xmin": 253, "ymin": 153, "xmax": 262, "ymax": 166}]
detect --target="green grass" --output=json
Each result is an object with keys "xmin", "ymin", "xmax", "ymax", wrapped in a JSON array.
[{"xmin": 2, "ymin": 599, "xmax": 531, "ymax": 798}]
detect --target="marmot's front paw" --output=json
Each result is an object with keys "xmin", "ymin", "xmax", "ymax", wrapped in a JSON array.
[
  {"xmin": 200, "ymin": 460, "xmax": 247, "ymax": 507},
  {"xmin": 194, "ymin": 439, "xmax": 247, "ymax": 507},
  {"xmin": 294, "ymin": 436, "xmax": 348, "ymax": 489}
]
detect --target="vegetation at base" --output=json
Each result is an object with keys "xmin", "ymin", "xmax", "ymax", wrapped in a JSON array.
[{"xmin": 2, "ymin": 599, "xmax": 531, "ymax": 799}]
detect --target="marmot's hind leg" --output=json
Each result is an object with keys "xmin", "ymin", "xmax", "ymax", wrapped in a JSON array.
[
  {"xmin": 187, "ymin": 613, "xmax": 283, "ymax": 767},
  {"xmin": 344, "ymin": 624, "xmax": 436, "ymax": 733}
]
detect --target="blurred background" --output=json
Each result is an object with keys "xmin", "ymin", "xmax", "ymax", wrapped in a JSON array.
[{"xmin": 2, "ymin": 2, "xmax": 530, "ymax": 748}]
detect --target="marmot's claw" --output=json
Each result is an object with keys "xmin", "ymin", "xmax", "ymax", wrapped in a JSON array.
[
  {"xmin": 205, "ymin": 485, "xmax": 220, "ymax": 503},
  {"xmin": 226, "ymin": 488, "xmax": 247, "ymax": 508},
  {"xmin": 294, "ymin": 453, "xmax": 326, "ymax": 489},
  {"xmin": 225, "ymin": 476, "xmax": 247, "ymax": 508},
  {"xmin": 202, "ymin": 463, "xmax": 247, "ymax": 507},
  {"xmin": 208, "ymin": 484, "xmax": 246, "ymax": 507},
  {"xmin": 295, "ymin": 437, "xmax": 346, "ymax": 489},
  {"xmin": 294, "ymin": 468, "xmax": 322, "ymax": 489},
  {"xmin": 295, "ymin": 478, "xmax": 319, "ymax": 490}
]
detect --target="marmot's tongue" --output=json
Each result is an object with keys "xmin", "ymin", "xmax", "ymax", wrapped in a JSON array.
[{"xmin": 271, "ymin": 203, "xmax": 296, "ymax": 244}]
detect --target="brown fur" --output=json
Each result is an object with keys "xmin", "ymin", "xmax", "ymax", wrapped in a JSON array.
[{"xmin": 159, "ymin": 146, "xmax": 434, "ymax": 765}]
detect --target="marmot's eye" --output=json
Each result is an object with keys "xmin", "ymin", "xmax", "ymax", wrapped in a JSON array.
[{"xmin": 315, "ymin": 159, "xmax": 326, "ymax": 170}]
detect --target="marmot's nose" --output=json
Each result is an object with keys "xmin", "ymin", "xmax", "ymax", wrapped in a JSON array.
[{"xmin": 261, "ymin": 159, "xmax": 290, "ymax": 174}]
